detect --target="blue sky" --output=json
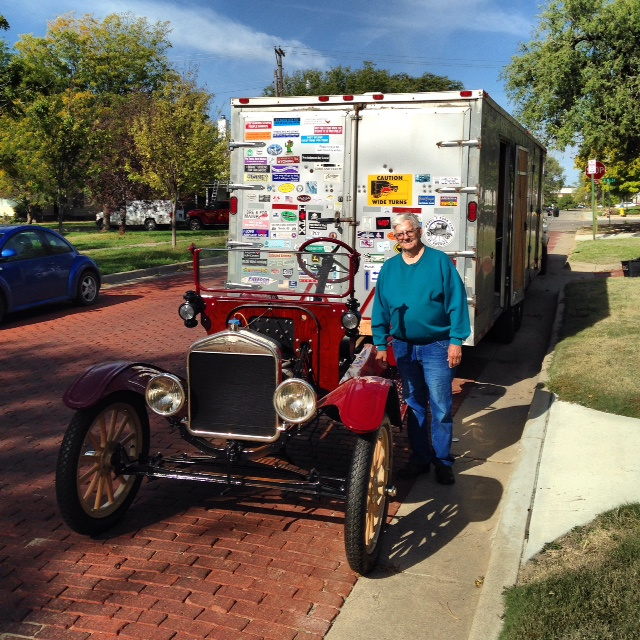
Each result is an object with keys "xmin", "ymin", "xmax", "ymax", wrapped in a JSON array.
[{"xmin": 1, "ymin": 0, "xmax": 580, "ymax": 184}]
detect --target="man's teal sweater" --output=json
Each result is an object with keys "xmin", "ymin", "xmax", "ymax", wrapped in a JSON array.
[{"xmin": 372, "ymin": 246, "xmax": 471, "ymax": 349}]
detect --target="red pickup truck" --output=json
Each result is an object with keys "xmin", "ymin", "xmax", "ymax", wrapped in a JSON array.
[{"xmin": 186, "ymin": 201, "xmax": 230, "ymax": 230}]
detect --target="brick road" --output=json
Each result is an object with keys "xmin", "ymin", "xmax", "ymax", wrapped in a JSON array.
[{"xmin": 0, "ymin": 270, "xmax": 473, "ymax": 640}]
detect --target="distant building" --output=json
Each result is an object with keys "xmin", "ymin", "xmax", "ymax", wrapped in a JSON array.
[{"xmin": 555, "ymin": 187, "xmax": 576, "ymax": 198}]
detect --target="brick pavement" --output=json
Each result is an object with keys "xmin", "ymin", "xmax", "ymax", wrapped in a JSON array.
[{"xmin": 0, "ymin": 271, "xmax": 473, "ymax": 640}]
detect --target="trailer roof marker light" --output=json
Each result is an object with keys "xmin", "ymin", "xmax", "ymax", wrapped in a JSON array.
[
  {"xmin": 343, "ymin": 95, "xmax": 354, "ymax": 101},
  {"xmin": 238, "ymin": 98, "xmax": 250, "ymax": 104},
  {"xmin": 460, "ymin": 91, "xmax": 473, "ymax": 98},
  {"xmin": 318, "ymin": 95, "xmax": 330, "ymax": 102},
  {"xmin": 468, "ymin": 201, "xmax": 478, "ymax": 222},
  {"xmin": 372, "ymin": 94, "xmax": 384, "ymax": 101}
]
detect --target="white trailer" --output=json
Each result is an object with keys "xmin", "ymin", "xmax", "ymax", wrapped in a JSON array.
[
  {"xmin": 227, "ymin": 90, "xmax": 547, "ymax": 345},
  {"xmin": 96, "ymin": 200, "xmax": 180, "ymax": 231}
]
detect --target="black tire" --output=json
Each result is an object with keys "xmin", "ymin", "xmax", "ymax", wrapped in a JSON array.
[
  {"xmin": 491, "ymin": 306, "xmax": 516, "ymax": 343},
  {"xmin": 540, "ymin": 244, "xmax": 548, "ymax": 275},
  {"xmin": 344, "ymin": 416, "xmax": 393, "ymax": 575},
  {"xmin": 0, "ymin": 292, "xmax": 5, "ymax": 323},
  {"xmin": 56, "ymin": 394, "xmax": 150, "ymax": 535},
  {"xmin": 144, "ymin": 218, "xmax": 157, "ymax": 231},
  {"xmin": 189, "ymin": 217, "xmax": 203, "ymax": 231},
  {"xmin": 75, "ymin": 270, "xmax": 100, "ymax": 306}
]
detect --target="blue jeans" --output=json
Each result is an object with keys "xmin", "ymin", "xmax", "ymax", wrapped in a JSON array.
[{"xmin": 392, "ymin": 338, "xmax": 455, "ymax": 468}]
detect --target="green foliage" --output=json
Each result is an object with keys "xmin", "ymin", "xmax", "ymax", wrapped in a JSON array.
[
  {"xmin": 502, "ymin": 0, "xmax": 640, "ymax": 164},
  {"xmin": 0, "ymin": 16, "xmax": 8, "ymax": 31},
  {"xmin": 543, "ymin": 156, "xmax": 566, "ymax": 203},
  {"xmin": 263, "ymin": 61, "xmax": 463, "ymax": 97}
]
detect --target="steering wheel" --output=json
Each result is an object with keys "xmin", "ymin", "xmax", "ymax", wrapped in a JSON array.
[{"xmin": 296, "ymin": 237, "xmax": 360, "ymax": 284}]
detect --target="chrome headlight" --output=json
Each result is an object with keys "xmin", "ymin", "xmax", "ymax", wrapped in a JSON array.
[
  {"xmin": 146, "ymin": 373, "xmax": 186, "ymax": 416},
  {"xmin": 179, "ymin": 302, "xmax": 197, "ymax": 321},
  {"xmin": 341, "ymin": 311, "xmax": 360, "ymax": 331},
  {"xmin": 273, "ymin": 379, "xmax": 317, "ymax": 424}
]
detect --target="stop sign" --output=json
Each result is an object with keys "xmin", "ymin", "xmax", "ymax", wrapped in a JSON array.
[{"xmin": 586, "ymin": 161, "xmax": 606, "ymax": 179}]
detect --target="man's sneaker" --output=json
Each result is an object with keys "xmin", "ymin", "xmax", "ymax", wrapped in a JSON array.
[
  {"xmin": 435, "ymin": 465, "xmax": 455, "ymax": 485},
  {"xmin": 397, "ymin": 461, "xmax": 431, "ymax": 480}
]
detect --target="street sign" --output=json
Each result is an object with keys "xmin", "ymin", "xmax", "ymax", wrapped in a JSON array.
[
  {"xmin": 586, "ymin": 160, "xmax": 606, "ymax": 179},
  {"xmin": 602, "ymin": 177, "xmax": 616, "ymax": 184}
]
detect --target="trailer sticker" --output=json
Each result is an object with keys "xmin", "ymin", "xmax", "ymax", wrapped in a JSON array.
[
  {"xmin": 242, "ymin": 229, "xmax": 269, "ymax": 238},
  {"xmin": 242, "ymin": 276, "xmax": 276, "ymax": 286},
  {"xmin": 242, "ymin": 216, "xmax": 269, "ymax": 230},
  {"xmin": 415, "ymin": 174, "xmax": 431, "ymax": 183},
  {"xmin": 280, "ymin": 210, "xmax": 298, "ymax": 222},
  {"xmin": 278, "ymin": 183, "xmax": 296, "ymax": 193},
  {"xmin": 323, "ymin": 173, "xmax": 341, "ymax": 182},
  {"xmin": 264, "ymin": 239, "xmax": 291, "ymax": 248},
  {"xmin": 246, "ymin": 121, "xmax": 272, "ymax": 130},
  {"xmin": 316, "ymin": 145, "xmax": 343, "ymax": 153},
  {"xmin": 440, "ymin": 196, "xmax": 458, "ymax": 206},
  {"xmin": 244, "ymin": 173, "xmax": 269, "ymax": 182},
  {"xmin": 267, "ymin": 144, "xmax": 283, "ymax": 155},
  {"xmin": 277, "ymin": 156, "xmax": 300, "ymax": 164},
  {"xmin": 305, "ymin": 181, "xmax": 318, "ymax": 194},
  {"xmin": 245, "ymin": 165, "xmax": 270, "ymax": 174},
  {"xmin": 273, "ymin": 130, "xmax": 300, "ymax": 138},
  {"xmin": 376, "ymin": 217, "xmax": 391, "ymax": 230},
  {"xmin": 314, "ymin": 126, "xmax": 343, "ymax": 135},
  {"xmin": 274, "ymin": 117, "xmax": 301, "ymax": 127},
  {"xmin": 297, "ymin": 195, "xmax": 311, "ymax": 202},
  {"xmin": 359, "ymin": 238, "xmax": 374, "ymax": 248},
  {"xmin": 434, "ymin": 176, "xmax": 462, "ymax": 186},
  {"xmin": 245, "ymin": 131, "xmax": 272, "ymax": 141},
  {"xmin": 362, "ymin": 253, "xmax": 385, "ymax": 263},
  {"xmin": 376, "ymin": 241, "xmax": 391, "ymax": 252},
  {"xmin": 259, "ymin": 195, "xmax": 271, "ymax": 202},
  {"xmin": 424, "ymin": 216, "xmax": 455, "ymax": 247},
  {"xmin": 358, "ymin": 231, "xmax": 385, "ymax": 240},
  {"xmin": 243, "ymin": 266, "xmax": 269, "ymax": 274},
  {"xmin": 419, "ymin": 195, "xmax": 436, "ymax": 205},
  {"xmin": 284, "ymin": 140, "xmax": 295, "ymax": 154},
  {"xmin": 272, "ymin": 166, "xmax": 300, "ymax": 182},
  {"xmin": 302, "ymin": 154, "xmax": 330, "ymax": 162},
  {"xmin": 368, "ymin": 174, "xmax": 412, "ymax": 206},
  {"xmin": 302, "ymin": 135, "xmax": 330, "ymax": 144}
]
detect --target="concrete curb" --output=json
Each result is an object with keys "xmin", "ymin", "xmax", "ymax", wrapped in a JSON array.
[
  {"xmin": 101, "ymin": 261, "xmax": 193, "ymax": 287},
  {"xmin": 467, "ymin": 281, "xmax": 568, "ymax": 640}
]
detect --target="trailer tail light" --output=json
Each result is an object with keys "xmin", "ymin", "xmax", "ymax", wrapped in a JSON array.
[
  {"xmin": 318, "ymin": 96, "xmax": 330, "ymax": 102},
  {"xmin": 230, "ymin": 196, "xmax": 238, "ymax": 215},
  {"xmin": 468, "ymin": 201, "xmax": 478, "ymax": 222}
]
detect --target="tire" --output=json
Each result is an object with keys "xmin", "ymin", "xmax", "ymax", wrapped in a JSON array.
[
  {"xmin": 490, "ymin": 306, "xmax": 516, "ymax": 343},
  {"xmin": 0, "ymin": 292, "xmax": 6, "ymax": 324},
  {"xmin": 75, "ymin": 270, "xmax": 100, "ymax": 306},
  {"xmin": 95, "ymin": 219, "xmax": 103, "ymax": 229},
  {"xmin": 344, "ymin": 416, "xmax": 393, "ymax": 575},
  {"xmin": 144, "ymin": 218, "xmax": 157, "ymax": 231},
  {"xmin": 56, "ymin": 394, "xmax": 150, "ymax": 535},
  {"xmin": 189, "ymin": 217, "xmax": 203, "ymax": 231}
]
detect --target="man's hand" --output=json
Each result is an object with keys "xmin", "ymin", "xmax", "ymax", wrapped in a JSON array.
[
  {"xmin": 375, "ymin": 349, "xmax": 388, "ymax": 366},
  {"xmin": 448, "ymin": 344, "xmax": 462, "ymax": 368}
]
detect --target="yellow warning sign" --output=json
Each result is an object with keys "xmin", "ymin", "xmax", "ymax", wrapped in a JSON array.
[{"xmin": 368, "ymin": 174, "xmax": 412, "ymax": 206}]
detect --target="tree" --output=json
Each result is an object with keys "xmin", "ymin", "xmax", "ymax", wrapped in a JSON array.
[
  {"xmin": 502, "ymin": 0, "xmax": 640, "ymax": 164},
  {"xmin": 264, "ymin": 61, "xmax": 463, "ymax": 96},
  {"xmin": 543, "ymin": 155, "xmax": 566, "ymax": 203},
  {"xmin": 130, "ymin": 77, "xmax": 228, "ymax": 247},
  {"xmin": 5, "ymin": 13, "xmax": 175, "ymax": 227}
]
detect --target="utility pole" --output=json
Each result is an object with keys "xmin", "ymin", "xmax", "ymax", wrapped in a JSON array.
[{"xmin": 274, "ymin": 47, "xmax": 285, "ymax": 97}]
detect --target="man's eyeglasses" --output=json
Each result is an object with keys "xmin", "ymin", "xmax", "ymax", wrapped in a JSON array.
[{"xmin": 394, "ymin": 230, "xmax": 417, "ymax": 240}]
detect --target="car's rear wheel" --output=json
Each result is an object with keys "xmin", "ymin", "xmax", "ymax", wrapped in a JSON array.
[
  {"xmin": 0, "ymin": 292, "xmax": 6, "ymax": 323},
  {"xmin": 144, "ymin": 218, "xmax": 157, "ymax": 231},
  {"xmin": 56, "ymin": 394, "xmax": 150, "ymax": 535},
  {"xmin": 189, "ymin": 218, "xmax": 203, "ymax": 231},
  {"xmin": 75, "ymin": 270, "xmax": 100, "ymax": 306},
  {"xmin": 344, "ymin": 416, "xmax": 393, "ymax": 575}
]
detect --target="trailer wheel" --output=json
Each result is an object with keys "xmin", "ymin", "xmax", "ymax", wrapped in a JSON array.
[
  {"xmin": 491, "ymin": 306, "xmax": 517, "ymax": 343},
  {"xmin": 540, "ymin": 244, "xmax": 548, "ymax": 275},
  {"xmin": 513, "ymin": 301, "xmax": 524, "ymax": 332},
  {"xmin": 56, "ymin": 394, "xmax": 149, "ymax": 535},
  {"xmin": 344, "ymin": 416, "xmax": 393, "ymax": 575}
]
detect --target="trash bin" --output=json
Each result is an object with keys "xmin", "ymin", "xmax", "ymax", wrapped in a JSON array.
[{"xmin": 621, "ymin": 259, "xmax": 640, "ymax": 277}]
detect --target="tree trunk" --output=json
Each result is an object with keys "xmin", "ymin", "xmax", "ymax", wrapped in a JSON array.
[{"xmin": 171, "ymin": 194, "xmax": 178, "ymax": 249}]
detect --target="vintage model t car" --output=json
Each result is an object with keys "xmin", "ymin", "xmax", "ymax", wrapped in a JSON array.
[{"xmin": 55, "ymin": 238, "xmax": 402, "ymax": 575}]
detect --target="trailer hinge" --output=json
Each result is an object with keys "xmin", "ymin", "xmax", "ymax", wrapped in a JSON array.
[
  {"xmin": 228, "ymin": 141, "xmax": 266, "ymax": 150},
  {"xmin": 435, "ymin": 186, "xmax": 478, "ymax": 194},
  {"xmin": 227, "ymin": 184, "xmax": 266, "ymax": 191},
  {"xmin": 436, "ymin": 138, "xmax": 480, "ymax": 148}
]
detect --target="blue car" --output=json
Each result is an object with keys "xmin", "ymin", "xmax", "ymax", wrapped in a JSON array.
[{"xmin": 0, "ymin": 225, "xmax": 101, "ymax": 323}]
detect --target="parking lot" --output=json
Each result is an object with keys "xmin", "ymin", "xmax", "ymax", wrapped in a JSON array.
[{"xmin": 0, "ymin": 271, "xmax": 472, "ymax": 639}]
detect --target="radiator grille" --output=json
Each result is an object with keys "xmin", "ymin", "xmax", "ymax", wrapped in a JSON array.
[{"xmin": 187, "ymin": 350, "xmax": 279, "ymax": 440}]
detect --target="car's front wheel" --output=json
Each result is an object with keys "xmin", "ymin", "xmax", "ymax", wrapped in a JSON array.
[
  {"xmin": 189, "ymin": 217, "xmax": 203, "ymax": 231},
  {"xmin": 56, "ymin": 394, "xmax": 150, "ymax": 535},
  {"xmin": 75, "ymin": 270, "xmax": 100, "ymax": 306},
  {"xmin": 344, "ymin": 416, "xmax": 393, "ymax": 574}
]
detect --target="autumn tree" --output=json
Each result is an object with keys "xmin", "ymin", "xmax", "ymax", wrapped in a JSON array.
[
  {"xmin": 502, "ymin": 0, "xmax": 640, "ymax": 167},
  {"xmin": 264, "ymin": 61, "xmax": 463, "ymax": 96},
  {"xmin": 130, "ymin": 76, "xmax": 228, "ymax": 247},
  {"xmin": 543, "ymin": 156, "xmax": 566, "ymax": 204}
]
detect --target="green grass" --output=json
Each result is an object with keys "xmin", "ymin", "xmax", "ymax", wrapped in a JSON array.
[
  {"xmin": 500, "ymin": 504, "xmax": 640, "ymax": 640},
  {"xmin": 571, "ymin": 237, "xmax": 640, "ymax": 264},
  {"xmin": 546, "ymin": 278, "xmax": 640, "ymax": 418},
  {"xmin": 34, "ymin": 223, "xmax": 228, "ymax": 276}
]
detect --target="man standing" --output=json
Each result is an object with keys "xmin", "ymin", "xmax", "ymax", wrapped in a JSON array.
[{"xmin": 372, "ymin": 213, "xmax": 471, "ymax": 484}]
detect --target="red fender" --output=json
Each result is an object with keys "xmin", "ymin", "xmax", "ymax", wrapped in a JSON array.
[
  {"xmin": 63, "ymin": 360, "xmax": 182, "ymax": 410},
  {"xmin": 317, "ymin": 375, "xmax": 401, "ymax": 435}
]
